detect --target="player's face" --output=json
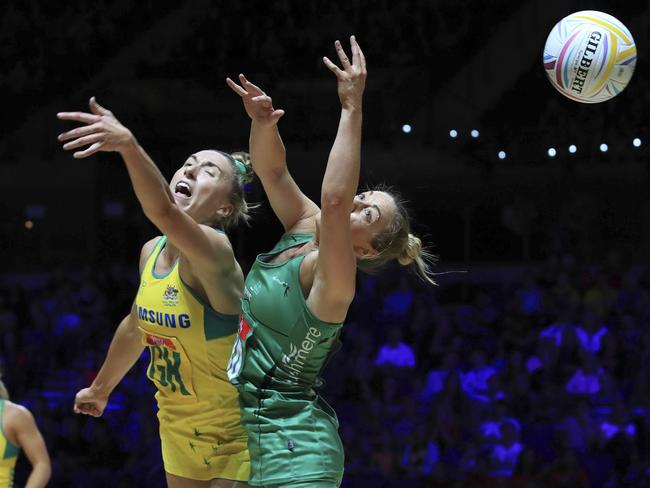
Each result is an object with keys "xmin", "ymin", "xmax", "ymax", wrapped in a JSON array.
[
  {"xmin": 349, "ymin": 190, "xmax": 396, "ymax": 258},
  {"xmin": 169, "ymin": 150, "xmax": 234, "ymax": 225}
]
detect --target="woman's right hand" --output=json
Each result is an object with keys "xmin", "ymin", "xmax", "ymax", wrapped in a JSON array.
[
  {"xmin": 226, "ymin": 74, "xmax": 285, "ymax": 127},
  {"xmin": 73, "ymin": 386, "xmax": 109, "ymax": 418},
  {"xmin": 57, "ymin": 97, "xmax": 136, "ymax": 158},
  {"xmin": 323, "ymin": 35, "xmax": 367, "ymax": 111}
]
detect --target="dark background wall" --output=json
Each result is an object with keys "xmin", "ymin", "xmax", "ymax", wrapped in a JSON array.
[{"xmin": 2, "ymin": 0, "xmax": 649, "ymax": 271}]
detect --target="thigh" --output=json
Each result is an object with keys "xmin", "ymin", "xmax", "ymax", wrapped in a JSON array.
[
  {"xmin": 210, "ymin": 480, "xmax": 250, "ymax": 488},
  {"xmin": 166, "ymin": 472, "xmax": 212, "ymax": 488}
]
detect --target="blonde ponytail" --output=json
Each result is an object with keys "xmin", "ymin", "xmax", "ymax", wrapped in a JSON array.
[
  {"xmin": 398, "ymin": 233, "xmax": 421, "ymax": 265},
  {"xmin": 397, "ymin": 233, "xmax": 438, "ymax": 285}
]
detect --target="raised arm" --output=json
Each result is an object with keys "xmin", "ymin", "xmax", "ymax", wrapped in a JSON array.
[
  {"xmin": 308, "ymin": 36, "xmax": 367, "ymax": 321},
  {"xmin": 57, "ymin": 100, "xmax": 234, "ymax": 279},
  {"xmin": 227, "ymin": 75, "xmax": 320, "ymax": 232}
]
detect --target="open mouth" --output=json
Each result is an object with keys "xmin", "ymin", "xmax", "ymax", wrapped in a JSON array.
[{"xmin": 174, "ymin": 181, "xmax": 192, "ymax": 198}]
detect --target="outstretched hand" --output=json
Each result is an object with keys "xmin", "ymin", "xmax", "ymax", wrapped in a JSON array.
[
  {"xmin": 323, "ymin": 35, "xmax": 367, "ymax": 111},
  {"xmin": 226, "ymin": 74, "xmax": 285, "ymax": 127},
  {"xmin": 57, "ymin": 97, "xmax": 134, "ymax": 158}
]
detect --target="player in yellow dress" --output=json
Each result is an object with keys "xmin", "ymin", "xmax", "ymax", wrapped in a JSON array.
[
  {"xmin": 58, "ymin": 99, "xmax": 250, "ymax": 487},
  {"xmin": 0, "ymin": 375, "xmax": 51, "ymax": 488}
]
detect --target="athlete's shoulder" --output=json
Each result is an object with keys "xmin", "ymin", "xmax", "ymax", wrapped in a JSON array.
[
  {"xmin": 3, "ymin": 402, "xmax": 34, "ymax": 427},
  {"xmin": 199, "ymin": 225, "xmax": 234, "ymax": 250},
  {"xmin": 139, "ymin": 236, "xmax": 163, "ymax": 273},
  {"xmin": 197, "ymin": 225, "xmax": 237, "ymax": 268}
]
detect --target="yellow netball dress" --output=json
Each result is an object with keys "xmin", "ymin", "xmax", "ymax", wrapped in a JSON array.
[
  {"xmin": 135, "ymin": 236, "xmax": 250, "ymax": 481},
  {"xmin": 0, "ymin": 400, "xmax": 20, "ymax": 488}
]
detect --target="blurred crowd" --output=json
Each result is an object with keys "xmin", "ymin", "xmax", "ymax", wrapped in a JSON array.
[
  {"xmin": 3, "ymin": 249, "xmax": 650, "ymax": 486},
  {"xmin": 332, "ymin": 252, "xmax": 650, "ymax": 487}
]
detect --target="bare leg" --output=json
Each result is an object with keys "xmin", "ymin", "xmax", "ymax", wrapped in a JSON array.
[
  {"xmin": 166, "ymin": 473, "xmax": 249, "ymax": 488},
  {"xmin": 210, "ymin": 480, "xmax": 249, "ymax": 488},
  {"xmin": 166, "ymin": 473, "xmax": 211, "ymax": 488}
]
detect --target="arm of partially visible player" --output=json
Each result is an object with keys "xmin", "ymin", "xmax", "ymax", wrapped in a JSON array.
[
  {"xmin": 74, "ymin": 307, "xmax": 144, "ymax": 417},
  {"xmin": 11, "ymin": 407, "xmax": 51, "ymax": 488},
  {"xmin": 73, "ymin": 240, "xmax": 155, "ymax": 417},
  {"xmin": 227, "ymin": 75, "xmax": 320, "ymax": 231},
  {"xmin": 308, "ymin": 36, "xmax": 367, "ymax": 322},
  {"xmin": 57, "ymin": 100, "xmax": 231, "ymax": 277}
]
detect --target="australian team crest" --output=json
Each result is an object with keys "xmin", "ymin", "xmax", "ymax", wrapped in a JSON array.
[{"xmin": 162, "ymin": 284, "xmax": 179, "ymax": 307}]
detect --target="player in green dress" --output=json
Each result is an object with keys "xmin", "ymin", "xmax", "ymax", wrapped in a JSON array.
[{"xmin": 226, "ymin": 37, "xmax": 435, "ymax": 487}]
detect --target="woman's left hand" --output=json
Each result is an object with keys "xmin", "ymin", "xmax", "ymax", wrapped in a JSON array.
[
  {"xmin": 323, "ymin": 35, "xmax": 367, "ymax": 111},
  {"xmin": 57, "ymin": 97, "xmax": 135, "ymax": 158},
  {"xmin": 227, "ymin": 74, "xmax": 285, "ymax": 127}
]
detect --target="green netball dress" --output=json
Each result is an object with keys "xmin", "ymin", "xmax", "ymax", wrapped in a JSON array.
[{"xmin": 227, "ymin": 233, "xmax": 344, "ymax": 487}]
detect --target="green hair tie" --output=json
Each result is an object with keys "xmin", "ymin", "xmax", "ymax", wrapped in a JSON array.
[{"xmin": 233, "ymin": 158, "xmax": 248, "ymax": 176}]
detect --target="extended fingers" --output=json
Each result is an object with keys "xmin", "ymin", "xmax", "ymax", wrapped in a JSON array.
[
  {"xmin": 89, "ymin": 97, "xmax": 111, "ymax": 116},
  {"xmin": 350, "ymin": 35, "xmax": 360, "ymax": 66},
  {"xmin": 358, "ymin": 44, "xmax": 367, "ymax": 72},
  {"xmin": 350, "ymin": 36, "xmax": 367, "ymax": 72},
  {"xmin": 58, "ymin": 123, "xmax": 101, "ymax": 142},
  {"xmin": 334, "ymin": 40, "xmax": 352, "ymax": 70},
  {"xmin": 63, "ymin": 133, "xmax": 104, "ymax": 151},
  {"xmin": 239, "ymin": 74, "xmax": 265, "ymax": 95},
  {"xmin": 226, "ymin": 77, "xmax": 248, "ymax": 96},
  {"xmin": 323, "ymin": 56, "xmax": 345, "ymax": 77},
  {"xmin": 73, "ymin": 141, "xmax": 104, "ymax": 159},
  {"xmin": 57, "ymin": 111, "xmax": 101, "ymax": 124}
]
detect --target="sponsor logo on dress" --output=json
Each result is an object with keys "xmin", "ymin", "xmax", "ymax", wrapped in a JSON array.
[
  {"xmin": 244, "ymin": 280, "xmax": 263, "ymax": 299},
  {"xmin": 138, "ymin": 306, "xmax": 191, "ymax": 328},
  {"xmin": 145, "ymin": 333, "xmax": 177, "ymax": 350},
  {"xmin": 272, "ymin": 276, "xmax": 291, "ymax": 296},
  {"xmin": 238, "ymin": 317, "xmax": 252, "ymax": 341},
  {"xmin": 282, "ymin": 327, "xmax": 322, "ymax": 384}
]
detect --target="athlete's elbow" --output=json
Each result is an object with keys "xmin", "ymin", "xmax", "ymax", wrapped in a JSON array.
[
  {"xmin": 26, "ymin": 457, "xmax": 51, "ymax": 487},
  {"xmin": 320, "ymin": 194, "xmax": 350, "ymax": 213}
]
